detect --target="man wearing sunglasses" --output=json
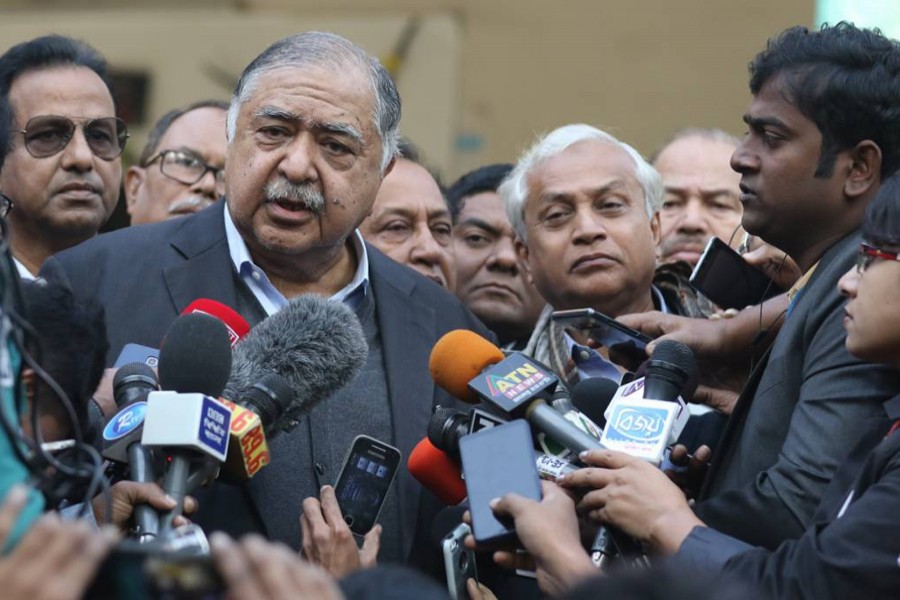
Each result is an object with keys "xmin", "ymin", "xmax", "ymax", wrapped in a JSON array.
[
  {"xmin": 125, "ymin": 100, "xmax": 228, "ymax": 226},
  {"xmin": 0, "ymin": 35, "xmax": 125, "ymax": 280}
]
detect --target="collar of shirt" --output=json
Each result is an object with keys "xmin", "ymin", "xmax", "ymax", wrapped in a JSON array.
[
  {"xmin": 13, "ymin": 256, "xmax": 35, "ymax": 281},
  {"xmin": 786, "ymin": 260, "xmax": 819, "ymax": 316},
  {"xmin": 564, "ymin": 285, "xmax": 669, "ymax": 382},
  {"xmin": 223, "ymin": 205, "xmax": 369, "ymax": 316}
]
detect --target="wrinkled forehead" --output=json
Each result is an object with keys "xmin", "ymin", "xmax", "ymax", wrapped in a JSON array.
[{"xmin": 9, "ymin": 65, "xmax": 115, "ymax": 123}]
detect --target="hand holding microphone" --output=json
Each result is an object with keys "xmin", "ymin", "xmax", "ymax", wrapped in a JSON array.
[{"xmin": 557, "ymin": 449, "xmax": 704, "ymax": 556}]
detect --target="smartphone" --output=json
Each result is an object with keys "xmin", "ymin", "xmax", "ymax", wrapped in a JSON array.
[
  {"xmin": 690, "ymin": 237, "xmax": 784, "ymax": 309},
  {"xmin": 333, "ymin": 435, "xmax": 402, "ymax": 535},
  {"xmin": 113, "ymin": 343, "xmax": 160, "ymax": 369},
  {"xmin": 442, "ymin": 522, "xmax": 478, "ymax": 600},
  {"xmin": 459, "ymin": 420, "xmax": 542, "ymax": 546},
  {"xmin": 550, "ymin": 308, "xmax": 652, "ymax": 365}
]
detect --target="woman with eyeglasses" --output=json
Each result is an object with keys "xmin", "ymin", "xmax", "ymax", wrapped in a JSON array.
[{"xmin": 481, "ymin": 172, "xmax": 900, "ymax": 599}]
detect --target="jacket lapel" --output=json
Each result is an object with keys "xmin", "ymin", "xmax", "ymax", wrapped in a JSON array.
[
  {"xmin": 162, "ymin": 201, "xmax": 242, "ymax": 314},
  {"xmin": 368, "ymin": 246, "xmax": 436, "ymax": 560}
]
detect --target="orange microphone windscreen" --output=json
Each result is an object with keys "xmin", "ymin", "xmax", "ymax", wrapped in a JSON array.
[
  {"xmin": 429, "ymin": 330, "xmax": 505, "ymax": 404},
  {"xmin": 407, "ymin": 438, "xmax": 467, "ymax": 505}
]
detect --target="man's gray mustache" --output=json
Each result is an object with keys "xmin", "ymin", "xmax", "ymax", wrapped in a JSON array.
[{"xmin": 264, "ymin": 179, "xmax": 325, "ymax": 215}]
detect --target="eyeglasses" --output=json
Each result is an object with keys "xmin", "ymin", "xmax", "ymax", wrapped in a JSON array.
[
  {"xmin": 146, "ymin": 150, "xmax": 225, "ymax": 195},
  {"xmin": 0, "ymin": 194, "xmax": 13, "ymax": 219},
  {"xmin": 856, "ymin": 242, "xmax": 900, "ymax": 273},
  {"xmin": 17, "ymin": 115, "xmax": 128, "ymax": 161}
]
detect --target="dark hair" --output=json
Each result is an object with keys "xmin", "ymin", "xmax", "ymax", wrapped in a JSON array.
[
  {"xmin": 21, "ymin": 280, "xmax": 108, "ymax": 439},
  {"xmin": 748, "ymin": 22, "xmax": 900, "ymax": 179},
  {"xmin": 139, "ymin": 99, "xmax": 229, "ymax": 166},
  {"xmin": 0, "ymin": 35, "xmax": 114, "ymax": 147},
  {"xmin": 0, "ymin": 100, "xmax": 10, "ymax": 172},
  {"xmin": 863, "ymin": 171, "xmax": 900, "ymax": 247},
  {"xmin": 445, "ymin": 163, "xmax": 513, "ymax": 221}
]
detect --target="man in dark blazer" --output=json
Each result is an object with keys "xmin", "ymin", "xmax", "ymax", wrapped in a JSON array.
[
  {"xmin": 40, "ymin": 32, "xmax": 491, "ymax": 570},
  {"xmin": 622, "ymin": 24, "xmax": 900, "ymax": 550}
]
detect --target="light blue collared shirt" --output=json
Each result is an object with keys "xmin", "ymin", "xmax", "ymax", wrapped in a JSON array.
[
  {"xmin": 565, "ymin": 285, "xmax": 670, "ymax": 382},
  {"xmin": 223, "ymin": 206, "xmax": 369, "ymax": 315}
]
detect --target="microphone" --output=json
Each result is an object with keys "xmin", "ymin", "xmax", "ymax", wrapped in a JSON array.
[
  {"xmin": 429, "ymin": 330, "xmax": 604, "ymax": 455},
  {"xmin": 427, "ymin": 406, "xmax": 469, "ymax": 461},
  {"xmin": 599, "ymin": 341, "xmax": 697, "ymax": 465},
  {"xmin": 181, "ymin": 299, "xmax": 250, "ymax": 348},
  {"xmin": 408, "ymin": 438, "xmax": 467, "ymax": 505},
  {"xmin": 644, "ymin": 340, "xmax": 698, "ymax": 402},
  {"xmin": 149, "ymin": 313, "xmax": 235, "ymax": 533},
  {"xmin": 158, "ymin": 313, "xmax": 232, "ymax": 398},
  {"xmin": 224, "ymin": 294, "xmax": 367, "ymax": 434},
  {"xmin": 571, "ymin": 377, "xmax": 619, "ymax": 429},
  {"xmin": 217, "ymin": 373, "xmax": 295, "ymax": 482},
  {"xmin": 104, "ymin": 362, "xmax": 161, "ymax": 541}
]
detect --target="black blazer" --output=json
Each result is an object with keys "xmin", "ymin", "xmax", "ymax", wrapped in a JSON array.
[{"xmin": 41, "ymin": 200, "xmax": 493, "ymax": 562}]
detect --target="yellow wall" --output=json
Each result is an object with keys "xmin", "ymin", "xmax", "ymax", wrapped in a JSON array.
[{"xmin": 0, "ymin": 0, "xmax": 815, "ymax": 178}]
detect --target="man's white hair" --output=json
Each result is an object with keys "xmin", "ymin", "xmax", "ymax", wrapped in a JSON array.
[{"xmin": 499, "ymin": 124, "xmax": 663, "ymax": 241}]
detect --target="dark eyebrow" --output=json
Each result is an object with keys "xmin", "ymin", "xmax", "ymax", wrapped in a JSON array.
[
  {"xmin": 456, "ymin": 217, "xmax": 502, "ymax": 237},
  {"xmin": 742, "ymin": 114, "xmax": 790, "ymax": 132},
  {"xmin": 253, "ymin": 107, "xmax": 363, "ymax": 143}
]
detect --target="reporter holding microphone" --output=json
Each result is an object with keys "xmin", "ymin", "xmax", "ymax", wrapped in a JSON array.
[{"xmin": 489, "ymin": 175, "xmax": 900, "ymax": 599}]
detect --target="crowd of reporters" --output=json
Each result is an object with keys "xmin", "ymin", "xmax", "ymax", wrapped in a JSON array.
[{"xmin": 0, "ymin": 16, "xmax": 898, "ymax": 600}]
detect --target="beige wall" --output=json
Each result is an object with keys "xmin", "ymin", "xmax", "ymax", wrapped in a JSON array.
[{"xmin": 0, "ymin": 0, "xmax": 815, "ymax": 178}]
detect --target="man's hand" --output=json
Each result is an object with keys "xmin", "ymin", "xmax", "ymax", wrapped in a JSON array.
[
  {"xmin": 91, "ymin": 368, "xmax": 119, "ymax": 419},
  {"xmin": 211, "ymin": 532, "xmax": 345, "ymax": 600},
  {"xmin": 665, "ymin": 444, "xmax": 712, "ymax": 500},
  {"xmin": 465, "ymin": 481, "xmax": 595, "ymax": 598},
  {"xmin": 91, "ymin": 481, "xmax": 198, "ymax": 531},
  {"xmin": 558, "ymin": 450, "xmax": 703, "ymax": 554},
  {"xmin": 300, "ymin": 485, "xmax": 380, "ymax": 578},
  {"xmin": 0, "ymin": 486, "xmax": 119, "ymax": 600},
  {"xmin": 616, "ymin": 311, "xmax": 730, "ymax": 360},
  {"xmin": 743, "ymin": 241, "xmax": 803, "ymax": 291},
  {"xmin": 467, "ymin": 577, "xmax": 499, "ymax": 600}
]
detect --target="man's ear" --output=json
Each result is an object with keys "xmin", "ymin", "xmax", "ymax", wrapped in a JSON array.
[
  {"xmin": 650, "ymin": 211, "xmax": 661, "ymax": 246},
  {"xmin": 124, "ymin": 166, "xmax": 146, "ymax": 213},
  {"xmin": 515, "ymin": 238, "xmax": 534, "ymax": 285},
  {"xmin": 843, "ymin": 140, "xmax": 882, "ymax": 200},
  {"xmin": 383, "ymin": 156, "xmax": 397, "ymax": 178}
]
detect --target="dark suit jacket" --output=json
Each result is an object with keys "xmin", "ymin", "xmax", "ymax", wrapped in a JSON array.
[
  {"xmin": 40, "ymin": 200, "xmax": 492, "ymax": 563},
  {"xmin": 695, "ymin": 231, "xmax": 900, "ymax": 549}
]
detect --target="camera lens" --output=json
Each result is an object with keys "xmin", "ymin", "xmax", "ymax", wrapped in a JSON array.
[{"xmin": 458, "ymin": 552, "xmax": 469, "ymax": 571}]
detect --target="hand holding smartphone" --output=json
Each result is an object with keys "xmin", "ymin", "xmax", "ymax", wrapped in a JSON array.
[
  {"xmin": 550, "ymin": 308, "xmax": 652, "ymax": 367},
  {"xmin": 333, "ymin": 435, "xmax": 401, "ymax": 536}
]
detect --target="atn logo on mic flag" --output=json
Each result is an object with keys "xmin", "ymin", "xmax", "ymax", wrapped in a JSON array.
[{"xmin": 468, "ymin": 353, "xmax": 558, "ymax": 413}]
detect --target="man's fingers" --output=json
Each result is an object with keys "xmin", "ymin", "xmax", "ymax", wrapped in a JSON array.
[
  {"xmin": 580, "ymin": 449, "xmax": 637, "ymax": 469},
  {"xmin": 210, "ymin": 532, "xmax": 265, "ymax": 598},
  {"xmin": 300, "ymin": 512, "xmax": 315, "ymax": 562},
  {"xmin": 489, "ymin": 492, "xmax": 532, "ymax": 518},
  {"xmin": 301, "ymin": 496, "xmax": 327, "ymax": 530},
  {"xmin": 183, "ymin": 495, "xmax": 199, "ymax": 515},
  {"xmin": 492, "ymin": 550, "xmax": 535, "ymax": 572},
  {"xmin": 668, "ymin": 445, "xmax": 690, "ymax": 467},
  {"xmin": 0, "ymin": 485, "xmax": 29, "ymax": 546},
  {"xmin": 691, "ymin": 445, "xmax": 712, "ymax": 470},
  {"xmin": 318, "ymin": 485, "xmax": 345, "ymax": 527},
  {"xmin": 360, "ymin": 524, "xmax": 381, "ymax": 567}
]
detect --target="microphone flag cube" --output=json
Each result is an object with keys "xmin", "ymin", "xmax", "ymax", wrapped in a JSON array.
[{"xmin": 141, "ymin": 391, "xmax": 232, "ymax": 462}]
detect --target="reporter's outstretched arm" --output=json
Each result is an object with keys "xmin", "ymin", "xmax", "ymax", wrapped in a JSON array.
[
  {"xmin": 90, "ymin": 480, "xmax": 197, "ymax": 531},
  {"xmin": 467, "ymin": 481, "xmax": 595, "ymax": 598}
]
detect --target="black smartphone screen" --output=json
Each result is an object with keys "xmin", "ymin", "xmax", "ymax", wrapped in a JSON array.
[
  {"xmin": 459, "ymin": 420, "xmax": 542, "ymax": 546},
  {"xmin": 334, "ymin": 435, "xmax": 401, "ymax": 535},
  {"xmin": 550, "ymin": 308, "xmax": 652, "ymax": 366},
  {"xmin": 689, "ymin": 237, "xmax": 784, "ymax": 309}
]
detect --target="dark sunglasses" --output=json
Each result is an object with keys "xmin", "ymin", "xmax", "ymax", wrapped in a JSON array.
[
  {"xmin": 856, "ymin": 242, "xmax": 900, "ymax": 273},
  {"xmin": 17, "ymin": 115, "xmax": 129, "ymax": 161}
]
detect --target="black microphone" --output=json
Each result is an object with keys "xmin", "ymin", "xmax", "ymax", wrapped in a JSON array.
[
  {"xmin": 224, "ymin": 294, "xmax": 368, "ymax": 434},
  {"xmin": 103, "ymin": 362, "xmax": 161, "ymax": 541},
  {"xmin": 427, "ymin": 406, "xmax": 470, "ymax": 461},
  {"xmin": 643, "ymin": 340, "xmax": 698, "ymax": 402},
  {"xmin": 571, "ymin": 377, "xmax": 619, "ymax": 429}
]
